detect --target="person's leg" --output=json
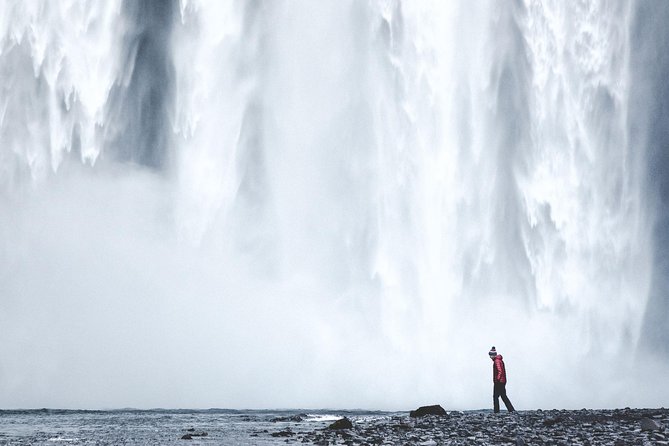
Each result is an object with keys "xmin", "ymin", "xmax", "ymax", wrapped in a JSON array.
[
  {"xmin": 499, "ymin": 383, "xmax": 515, "ymax": 412},
  {"xmin": 493, "ymin": 383, "xmax": 501, "ymax": 413}
]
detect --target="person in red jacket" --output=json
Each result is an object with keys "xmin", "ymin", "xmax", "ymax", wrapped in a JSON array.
[{"xmin": 489, "ymin": 346, "xmax": 515, "ymax": 413}]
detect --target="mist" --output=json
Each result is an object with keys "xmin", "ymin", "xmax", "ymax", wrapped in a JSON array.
[{"xmin": 1, "ymin": 0, "xmax": 668, "ymax": 410}]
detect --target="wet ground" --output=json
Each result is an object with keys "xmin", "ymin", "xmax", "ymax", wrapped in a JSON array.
[{"xmin": 0, "ymin": 407, "xmax": 666, "ymax": 445}]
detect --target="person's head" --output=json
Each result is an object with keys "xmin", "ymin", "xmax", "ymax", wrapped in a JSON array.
[{"xmin": 488, "ymin": 346, "xmax": 497, "ymax": 360}]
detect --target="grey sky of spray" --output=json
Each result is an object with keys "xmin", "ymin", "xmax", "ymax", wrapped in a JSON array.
[{"xmin": 0, "ymin": 0, "xmax": 667, "ymax": 410}]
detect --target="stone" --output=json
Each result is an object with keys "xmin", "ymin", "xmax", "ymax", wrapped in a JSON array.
[
  {"xmin": 271, "ymin": 414, "xmax": 307, "ymax": 422},
  {"xmin": 641, "ymin": 418, "xmax": 662, "ymax": 431},
  {"xmin": 328, "ymin": 417, "xmax": 354, "ymax": 430},
  {"xmin": 271, "ymin": 429, "xmax": 294, "ymax": 437},
  {"xmin": 410, "ymin": 405, "xmax": 448, "ymax": 418},
  {"xmin": 543, "ymin": 416, "xmax": 564, "ymax": 426},
  {"xmin": 186, "ymin": 432, "xmax": 207, "ymax": 437},
  {"xmin": 296, "ymin": 408, "xmax": 669, "ymax": 445},
  {"xmin": 180, "ymin": 434, "xmax": 192, "ymax": 440}
]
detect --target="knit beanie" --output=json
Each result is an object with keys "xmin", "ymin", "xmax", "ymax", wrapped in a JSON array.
[{"xmin": 488, "ymin": 346, "xmax": 497, "ymax": 358}]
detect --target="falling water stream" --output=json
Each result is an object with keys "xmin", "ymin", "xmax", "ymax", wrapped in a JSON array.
[{"xmin": 0, "ymin": 1, "xmax": 667, "ymax": 410}]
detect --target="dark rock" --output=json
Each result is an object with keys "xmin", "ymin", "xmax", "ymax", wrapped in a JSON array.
[
  {"xmin": 183, "ymin": 431, "xmax": 207, "ymax": 437},
  {"xmin": 328, "ymin": 417, "xmax": 353, "ymax": 430},
  {"xmin": 409, "ymin": 405, "xmax": 447, "ymax": 418},
  {"xmin": 271, "ymin": 413, "xmax": 307, "ymax": 422},
  {"xmin": 186, "ymin": 428, "xmax": 195, "ymax": 432},
  {"xmin": 641, "ymin": 418, "xmax": 662, "ymax": 431},
  {"xmin": 338, "ymin": 431, "xmax": 353, "ymax": 439},
  {"xmin": 543, "ymin": 416, "xmax": 564, "ymax": 426},
  {"xmin": 271, "ymin": 429, "xmax": 295, "ymax": 437}
]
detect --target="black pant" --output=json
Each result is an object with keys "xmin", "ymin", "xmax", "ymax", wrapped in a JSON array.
[{"xmin": 493, "ymin": 382, "xmax": 515, "ymax": 413}]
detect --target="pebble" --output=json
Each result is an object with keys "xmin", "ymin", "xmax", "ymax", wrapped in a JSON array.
[{"xmin": 267, "ymin": 408, "xmax": 669, "ymax": 445}]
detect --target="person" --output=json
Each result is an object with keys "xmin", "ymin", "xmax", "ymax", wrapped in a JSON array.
[{"xmin": 489, "ymin": 346, "xmax": 515, "ymax": 413}]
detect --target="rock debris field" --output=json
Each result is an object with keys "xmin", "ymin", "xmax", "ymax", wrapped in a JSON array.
[{"xmin": 260, "ymin": 407, "xmax": 668, "ymax": 445}]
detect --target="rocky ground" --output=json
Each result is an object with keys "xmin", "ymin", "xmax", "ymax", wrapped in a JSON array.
[{"xmin": 263, "ymin": 408, "xmax": 668, "ymax": 445}]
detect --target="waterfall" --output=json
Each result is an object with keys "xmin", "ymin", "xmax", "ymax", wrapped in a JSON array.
[{"xmin": 0, "ymin": 0, "xmax": 666, "ymax": 410}]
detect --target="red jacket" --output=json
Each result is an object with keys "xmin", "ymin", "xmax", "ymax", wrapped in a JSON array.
[{"xmin": 492, "ymin": 355, "xmax": 507, "ymax": 383}]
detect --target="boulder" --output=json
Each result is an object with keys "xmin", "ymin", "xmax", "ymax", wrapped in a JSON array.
[
  {"xmin": 543, "ymin": 416, "xmax": 564, "ymax": 426},
  {"xmin": 181, "ymin": 431, "xmax": 207, "ymax": 439},
  {"xmin": 410, "ymin": 405, "xmax": 447, "ymax": 418},
  {"xmin": 271, "ymin": 414, "xmax": 307, "ymax": 422},
  {"xmin": 271, "ymin": 429, "xmax": 295, "ymax": 437},
  {"xmin": 328, "ymin": 417, "xmax": 353, "ymax": 430},
  {"xmin": 641, "ymin": 418, "xmax": 662, "ymax": 431}
]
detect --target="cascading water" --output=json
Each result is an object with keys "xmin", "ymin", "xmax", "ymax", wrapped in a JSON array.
[{"xmin": 0, "ymin": 0, "xmax": 667, "ymax": 410}]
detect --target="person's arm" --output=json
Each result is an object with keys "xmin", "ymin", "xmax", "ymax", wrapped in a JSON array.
[{"xmin": 495, "ymin": 359, "xmax": 504, "ymax": 382}]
